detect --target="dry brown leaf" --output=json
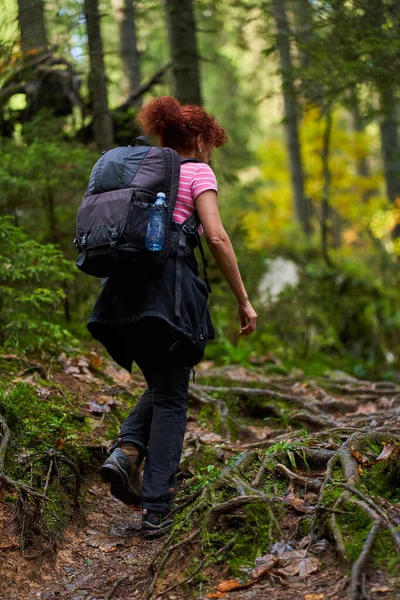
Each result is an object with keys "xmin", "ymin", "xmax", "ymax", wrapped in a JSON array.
[
  {"xmin": 250, "ymin": 555, "xmax": 277, "ymax": 579},
  {"xmin": 279, "ymin": 493, "xmax": 315, "ymax": 514},
  {"xmin": 206, "ymin": 594, "xmax": 226, "ymax": 599},
  {"xmin": 349, "ymin": 441, "xmax": 372, "ymax": 466},
  {"xmin": 275, "ymin": 549, "xmax": 307, "ymax": 577},
  {"xmin": 298, "ymin": 555, "xmax": 320, "ymax": 578},
  {"xmin": 215, "ymin": 579, "xmax": 244, "ymax": 592},
  {"xmin": 354, "ymin": 401, "xmax": 376, "ymax": 415},
  {"xmin": 104, "ymin": 364, "xmax": 132, "ymax": 387},
  {"xmin": 370, "ymin": 586, "xmax": 393, "ymax": 593},
  {"xmin": 56, "ymin": 438, "xmax": 64, "ymax": 450},
  {"xmin": 86, "ymin": 351, "xmax": 103, "ymax": 371},
  {"xmin": 84, "ymin": 529, "xmax": 124, "ymax": 552},
  {"xmin": 304, "ymin": 595, "xmax": 324, "ymax": 600},
  {"xmin": 376, "ymin": 442, "xmax": 398, "ymax": 463}
]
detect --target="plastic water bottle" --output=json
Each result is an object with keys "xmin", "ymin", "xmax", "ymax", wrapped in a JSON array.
[{"xmin": 145, "ymin": 192, "xmax": 167, "ymax": 251}]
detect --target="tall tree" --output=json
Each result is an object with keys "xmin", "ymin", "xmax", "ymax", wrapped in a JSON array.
[
  {"xmin": 17, "ymin": 0, "xmax": 48, "ymax": 56},
  {"xmin": 362, "ymin": 0, "xmax": 400, "ymax": 211},
  {"xmin": 163, "ymin": 0, "xmax": 202, "ymax": 106},
  {"xmin": 84, "ymin": 0, "xmax": 114, "ymax": 150},
  {"xmin": 112, "ymin": 0, "xmax": 141, "ymax": 104},
  {"xmin": 272, "ymin": 0, "xmax": 311, "ymax": 235}
]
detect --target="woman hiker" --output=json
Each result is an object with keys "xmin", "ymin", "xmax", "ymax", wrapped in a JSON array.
[{"xmin": 88, "ymin": 96, "xmax": 258, "ymax": 537}]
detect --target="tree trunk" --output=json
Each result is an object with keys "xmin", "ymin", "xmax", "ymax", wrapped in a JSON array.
[
  {"xmin": 112, "ymin": 0, "xmax": 141, "ymax": 105},
  {"xmin": 17, "ymin": 0, "xmax": 48, "ymax": 56},
  {"xmin": 362, "ymin": 0, "xmax": 400, "ymax": 235},
  {"xmin": 272, "ymin": 0, "xmax": 312, "ymax": 235},
  {"xmin": 379, "ymin": 85, "xmax": 400, "ymax": 204},
  {"xmin": 163, "ymin": 0, "xmax": 202, "ymax": 106},
  {"xmin": 84, "ymin": 0, "xmax": 114, "ymax": 150},
  {"xmin": 321, "ymin": 109, "xmax": 334, "ymax": 267}
]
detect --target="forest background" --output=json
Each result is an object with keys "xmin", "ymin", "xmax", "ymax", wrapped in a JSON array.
[{"xmin": 1, "ymin": 0, "xmax": 400, "ymax": 378}]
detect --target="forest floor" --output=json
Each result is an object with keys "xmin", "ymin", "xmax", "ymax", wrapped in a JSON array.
[{"xmin": 1, "ymin": 351, "xmax": 400, "ymax": 600}]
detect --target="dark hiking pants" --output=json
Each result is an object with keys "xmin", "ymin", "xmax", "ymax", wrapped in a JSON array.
[{"xmin": 112, "ymin": 355, "xmax": 190, "ymax": 514}]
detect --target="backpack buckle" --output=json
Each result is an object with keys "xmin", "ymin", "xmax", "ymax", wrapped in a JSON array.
[
  {"xmin": 80, "ymin": 233, "xmax": 88, "ymax": 248},
  {"xmin": 182, "ymin": 223, "xmax": 195, "ymax": 237}
]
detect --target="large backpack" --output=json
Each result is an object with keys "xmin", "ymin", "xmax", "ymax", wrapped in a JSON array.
[{"xmin": 74, "ymin": 137, "xmax": 211, "ymax": 316}]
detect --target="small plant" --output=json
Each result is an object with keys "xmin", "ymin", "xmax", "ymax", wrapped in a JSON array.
[{"xmin": 0, "ymin": 216, "xmax": 76, "ymax": 352}]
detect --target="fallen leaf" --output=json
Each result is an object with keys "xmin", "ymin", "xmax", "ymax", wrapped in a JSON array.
[
  {"xmin": 354, "ymin": 401, "xmax": 376, "ymax": 415},
  {"xmin": 84, "ymin": 529, "xmax": 124, "ymax": 552},
  {"xmin": 207, "ymin": 594, "xmax": 226, "ymax": 599},
  {"xmin": 87, "ymin": 400, "xmax": 111, "ymax": 414},
  {"xmin": 349, "ymin": 440, "xmax": 372, "ymax": 466},
  {"xmin": 56, "ymin": 438, "xmax": 65, "ymax": 450},
  {"xmin": 86, "ymin": 351, "xmax": 103, "ymax": 371},
  {"xmin": 216, "ymin": 580, "xmax": 244, "ymax": 592},
  {"xmin": 104, "ymin": 364, "xmax": 132, "ymax": 387},
  {"xmin": 376, "ymin": 442, "xmax": 398, "ymax": 463},
  {"xmin": 269, "ymin": 540, "xmax": 294, "ymax": 556},
  {"xmin": 279, "ymin": 493, "xmax": 315, "ymax": 514},
  {"xmin": 298, "ymin": 555, "xmax": 321, "ymax": 578},
  {"xmin": 250, "ymin": 555, "xmax": 277, "ymax": 579},
  {"xmin": 370, "ymin": 586, "xmax": 393, "ymax": 593},
  {"xmin": 304, "ymin": 595, "xmax": 324, "ymax": 600},
  {"xmin": 275, "ymin": 549, "xmax": 307, "ymax": 577}
]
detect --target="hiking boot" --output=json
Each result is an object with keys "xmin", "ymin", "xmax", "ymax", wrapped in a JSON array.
[
  {"xmin": 100, "ymin": 442, "xmax": 142, "ymax": 505},
  {"xmin": 141, "ymin": 509, "xmax": 173, "ymax": 538}
]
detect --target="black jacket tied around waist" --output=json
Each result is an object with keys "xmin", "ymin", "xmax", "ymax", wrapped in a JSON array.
[{"xmin": 87, "ymin": 220, "xmax": 215, "ymax": 371}]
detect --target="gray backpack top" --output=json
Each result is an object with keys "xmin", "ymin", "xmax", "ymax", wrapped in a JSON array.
[{"xmin": 74, "ymin": 138, "xmax": 211, "ymax": 316}]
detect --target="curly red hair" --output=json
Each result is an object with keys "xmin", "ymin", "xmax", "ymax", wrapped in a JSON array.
[{"xmin": 137, "ymin": 96, "xmax": 228, "ymax": 151}]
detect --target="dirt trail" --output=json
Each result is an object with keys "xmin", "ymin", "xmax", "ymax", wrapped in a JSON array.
[{"xmin": 2, "ymin": 354, "xmax": 400, "ymax": 600}]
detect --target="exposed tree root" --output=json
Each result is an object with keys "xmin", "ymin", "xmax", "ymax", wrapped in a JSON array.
[
  {"xmin": 146, "ymin": 374, "xmax": 400, "ymax": 599},
  {"xmin": 0, "ymin": 414, "xmax": 82, "ymax": 553}
]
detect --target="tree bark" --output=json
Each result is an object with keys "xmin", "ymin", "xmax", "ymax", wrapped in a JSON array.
[
  {"xmin": 272, "ymin": 0, "xmax": 312, "ymax": 235},
  {"xmin": 163, "ymin": 0, "xmax": 202, "ymax": 106},
  {"xmin": 379, "ymin": 85, "xmax": 400, "ymax": 204},
  {"xmin": 362, "ymin": 0, "xmax": 400, "ymax": 235},
  {"xmin": 17, "ymin": 0, "xmax": 48, "ymax": 56},
  {"xmin": 321, "ymin": 109, "xmax": 334, "ymax": 267},
  {"xmin": 112, "ymin": 0, "xmax": 141, "ymax": 105},
  {"xmin": 84, "ymin": 0, "xmax": 114, "ymax": 150}
]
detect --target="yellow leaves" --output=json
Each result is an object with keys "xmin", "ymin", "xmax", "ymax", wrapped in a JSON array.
[{"xmin": 244, "ymin": 107, "xmax": 386, "ymax": 251}]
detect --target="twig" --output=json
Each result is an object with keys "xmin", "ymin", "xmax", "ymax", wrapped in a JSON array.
[{"xmin": 105, "ymin": 576, "xmax": 128, "ymax": 600}]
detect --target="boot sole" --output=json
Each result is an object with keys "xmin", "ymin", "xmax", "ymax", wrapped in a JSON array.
[{"xmin": 100, "ymin": 463, "xmax": 141, "ymax": 506}]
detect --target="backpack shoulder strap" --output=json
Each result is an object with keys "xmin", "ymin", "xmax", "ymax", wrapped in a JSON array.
[{"xmin": 174, "ymin": 211, "xmax": 211, "ymax": 318}]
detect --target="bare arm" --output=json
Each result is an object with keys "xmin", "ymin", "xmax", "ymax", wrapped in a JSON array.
[{"xmin": 196, "ymin": 190, "xmax": 257, "ymax": 335}]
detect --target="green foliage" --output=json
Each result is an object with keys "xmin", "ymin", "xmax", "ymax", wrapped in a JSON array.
[
  {"xmin": 0, "ymin": 113, "xmax": 97, "ymax": 248},
  {"xmin": 0, "ymin": 216, "xmax": 76, "ymax": 352}
]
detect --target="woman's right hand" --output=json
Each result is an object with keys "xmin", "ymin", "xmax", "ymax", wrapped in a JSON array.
[{"xmin": 238, "ymin": 299, "xmax": 257, "ymax": 336}]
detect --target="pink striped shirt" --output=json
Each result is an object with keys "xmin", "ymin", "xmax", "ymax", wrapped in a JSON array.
[{"xmin": 173, "ymin": 162, "xmax": 218, "ymax": 233}]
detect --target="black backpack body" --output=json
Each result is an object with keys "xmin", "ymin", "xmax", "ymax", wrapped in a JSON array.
[{"xmin": 74, "ymin": 141, "xmax": 181, "ymax": 278}]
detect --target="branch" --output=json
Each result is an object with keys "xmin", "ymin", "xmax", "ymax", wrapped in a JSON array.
[{"xmin": 116, "ymin": 63, "xmax": 172, "ymax": 112}]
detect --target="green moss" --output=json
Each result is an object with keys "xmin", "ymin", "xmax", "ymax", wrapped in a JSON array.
[
  {"xmin": 336, "ymin": 502, "xmax": 373, "ymax": 563},
  {"xmin": 206, "ymin": 504, "xmax": 279, "ymax": 577},
  {"xmin": 0, "ymin": 381, "xmax": 90, "ymax": 473},
  {"xmin": 373, "ymin": 530, "xmax": 400, "ymax": 575},
  {"xmin": 362, "ymin": 462, "xmax": 400, "ymax": 501}
]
